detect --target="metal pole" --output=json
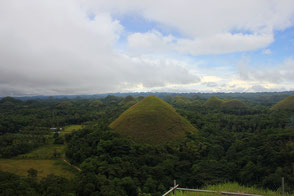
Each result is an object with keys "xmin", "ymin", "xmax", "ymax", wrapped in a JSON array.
[{"xmin": 282, "ymin": 177, "xmax": 285, "ymax": 195}]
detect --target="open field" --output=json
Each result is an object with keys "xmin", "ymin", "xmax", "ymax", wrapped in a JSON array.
[
  {"xmin": 16, "ymin": 144, "xmax": 65, "ymax": 159},
  {"xmin": 0, "ymin": 159, "xmax": 76, "ymax": 180},
  {"xmin": 14, "ymin": 124, "xmax": 83, "ymax": 159},
  {"xmin": 173, "ymin": 183, "xmax": 289, "ymax": 196},
  {"xmin": 0, "ymin": 124, "xmax": 83, "ymax": 180},
  {"xmin": 16, "ymin": 124, "xmax": 83, "ymax": 159},
  {"xmin": 60, "ymin": 124, "xmax": 83, "ymax": 136}
]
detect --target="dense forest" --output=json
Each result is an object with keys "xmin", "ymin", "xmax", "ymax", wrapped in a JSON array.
[{"xmin": 0, "ymin": 92, "xmax": 294, "ymax": 196}]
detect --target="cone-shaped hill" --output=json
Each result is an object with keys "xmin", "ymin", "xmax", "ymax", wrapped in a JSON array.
[
  {"xmin": 223, "ymin": 99, "xmax": 247, "ymax": 108},
  {"xmin": 204, "ymin": 96, "xmax": 224, "ymax": 107},
  {"xmin": 119, "ymin": 95, "xmax": 137, "ymax": 107},
  {"xmin": 204, "ymin": 96, "xmax": 247, "ymax": 108},
  {"xmin": 110, "ymin": 96, "xmax": 197, "ymax": 144},
  {"xmin": 271, "ymin": 95, "xmax": 294, "ymax": 111}
]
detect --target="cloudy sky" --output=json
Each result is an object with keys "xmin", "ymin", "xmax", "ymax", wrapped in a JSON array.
[{"xmin": 1, "ymin": 0, "xmax": 294, "ymax": 96}]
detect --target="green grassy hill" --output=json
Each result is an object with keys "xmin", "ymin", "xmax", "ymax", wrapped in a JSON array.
[
  {"xmin": 110, "ymin": 96, "xmax": 197, "ymax": 144},
  {"xmin": 119, "ymin": 95, "xmax": 137, "ymax": 107},
  {"xmin": 174, "ymin": 182, "xmax": 289, "ymax": 196},
  {"xmin": 223, "ymin": 99, "xmax": 247, "ymax": 108},
  {"xmin": 271, "ymin": 95, "xmax": 294, "ymax": 111},
  {"xmin": 0, "ymin": 159, "xmax": 75, "ymax": 180},
  {"xmin": 204, "ymin": 96, "xmax": 246, "ymax": 108},
  {"xmin": 172, "ymin": 96, "xmax": 193, "ymax": 107},
  {"xmin": 204, "ymin": 96, "xmax": 224, "ymax": 107}
]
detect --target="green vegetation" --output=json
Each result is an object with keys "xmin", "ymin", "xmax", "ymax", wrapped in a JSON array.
[
  {"xmin": 204, "ymin": 96, "xmax": 246, "ymax": 108},
  {"xmin": 66, "ymin": 124, "xmax": 294, "ymax": 195},
  {"xmin": 119, "ymin": 95, "xmax": 136, "ymax": 104},
  {"xmin": 173, "ymin": 96, "xmax": 193, "ymax": 107},
  {"xmin": 223, "ymin": 99, "xmax": 247, "ymax": 108},
  {"xmin": 119, "ymin": 95, "xmax": 138, "ymax": 109},
  {"xmin": 60, "ymin": 124, "xmax": 83, "ymax": 136},
  {"xmin": 0, "ymin": 124, "xmax": 83, "ymax": 185},
  {"xmin": 110, "ymin": 96, "xmax": 197, "ymax": 144},
  {"xmin": 0, "ymin": 159, "xmax": 75, "ymax": 180},
  {"xmin": 16, "ymin": 144, "xmax": 65, "ymax": 159},
  {"xmin": 204, "ymin": 96, "xmax": 224, "ymax": 107},
  {"xmin": 175, "ymin": 191, "xmax": 220, "ymax": 196},
  {"xmin": 0, "ymin": 171, "xmax": 74, "ymax": 195},
  {"xmin": 12, "ymin": 125, "xmax": 83, "ymax": 159},
  {"xmin": 205, "ymin": 183, "xmax": 290, "ymax": 196},
  {"xmin": 1, "ymin": 93, "xmax": 294, "ymax": 195},
  {"xmin": 272, "ymin": 95, "xmax": 294, "ymax": 111},
  {"xmin": 174, "ymin": 183, "xmax": 289, "ymax": 196},
  {"xmin": 89, "ymin": 99, "xmax": 104, "ymax": 108}
]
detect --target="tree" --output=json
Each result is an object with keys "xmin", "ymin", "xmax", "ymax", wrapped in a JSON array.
[
  {"xmin": 54, "ymin": 137, "xmax": 64, "ymax": 144},
  {"xmin": 53, "ymin": 132, "xmax": 59, "ymax": 138},
  {"xmin": 27, "ymin": 168, "xmax": 38, "ymax": 178}
]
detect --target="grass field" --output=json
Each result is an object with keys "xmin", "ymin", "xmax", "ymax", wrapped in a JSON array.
[
  {"xmin": 0, "ymin": 124, "xmax": 83, "ymax": 180},
  {"xmin": 60, "ymin": 124, "xmax": 83, "ymax": 136},
  {"xmin": 0, "ymin": 159, "xmax": 76, "ymax": 180},
  {"xmin": 16, "ymin": 144, "xmax": 65, "ymax": 159},
  {"xmin": 173, "ymin": 183, "xmax": 289, "ymax": 196},
  {"xmin": 15, "ymin": 124, "xmax": 83, "ymax": 159}
]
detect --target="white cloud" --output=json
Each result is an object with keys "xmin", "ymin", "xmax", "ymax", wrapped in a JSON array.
[
  {"xmin": 176, "ymin": 33, "xmax": 273, "ymax": 55},
  {"xmin": 128, "ymin": 30, "xmax": 175, "ymax": 53},
  {"xmin": 127, "ymin": 31, "xmax": 274, "ymax": 55},
  {"xmin": 89, "ymin": 0, "xmax": 294, "ymax": 35},
  {"xmin": 238, "ymin": 58, "xmax": 294, "ymax": 84},
  {"xmin": 89, "ymin": 0, "xmax": 294, "ymax": 55}
]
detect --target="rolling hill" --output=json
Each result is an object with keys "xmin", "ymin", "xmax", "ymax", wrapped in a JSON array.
[
  {"xmin": 271, "ymin": 95, "xmax": 294, "ymax": 111},
  {"xmin": 204, "ymin": 96, "xmax": 224, "ymax": 107},
  {"xmin": 110, "ymin": 96, "xmax": 197, "ymax": 144},
  {"xmin": 223, "ymin": 99, "xmax": 247, "ymax": 108},
  {"xmin": 204, "ymin": 96, "xmax": 247, "ymax": 108},
  {"xmin": 119, "ymin": 95, "xmax": 137, "ymax": 107}
]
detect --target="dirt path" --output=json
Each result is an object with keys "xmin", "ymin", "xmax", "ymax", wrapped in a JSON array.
[{"xmin": 62, "ymin": 155, "xmax": 81, "ymax": 172}]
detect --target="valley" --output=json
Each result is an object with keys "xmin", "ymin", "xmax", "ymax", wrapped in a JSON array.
[{"xmin": 1, "ymin": 93, "xmax": 294, "ymax": 195}]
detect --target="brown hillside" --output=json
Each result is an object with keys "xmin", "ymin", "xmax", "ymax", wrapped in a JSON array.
[
  {"xmin": 271, "ymin": 95, "xmax": 294, "ymax": 111},
  {"xmin": 110, "ymin": 96, "xmax": 197, "ymax": 144}
]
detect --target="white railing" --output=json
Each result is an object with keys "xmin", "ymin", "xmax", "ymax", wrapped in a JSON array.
[{"xmin": 162, "ymin": 181, "xmax": 263, "ymax": 196}]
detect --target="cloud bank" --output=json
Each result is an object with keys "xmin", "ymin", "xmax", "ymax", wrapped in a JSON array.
[
  {"xmin": 0, "ymin": 0, "xmax": 294, "ymax": 96},
  {"xmin": 0, "ymin": 0, "xmax": 199, "ymax": 96}
]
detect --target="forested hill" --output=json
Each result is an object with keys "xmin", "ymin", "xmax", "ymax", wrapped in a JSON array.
[{"xmin": 1, "ymin": 93, "xmax": 294, "ymax": 195}]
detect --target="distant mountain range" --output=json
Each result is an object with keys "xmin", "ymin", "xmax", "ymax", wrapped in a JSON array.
[{"xmin": 1, "ymin": 91, "xmax": 294, "ymax": 101}]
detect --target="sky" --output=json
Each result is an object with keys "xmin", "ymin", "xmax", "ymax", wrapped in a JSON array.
[{"xmin": 1, "ymin": 0, "xmax": 294, "ymax": 96}]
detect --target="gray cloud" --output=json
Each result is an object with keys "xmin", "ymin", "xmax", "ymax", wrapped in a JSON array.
[
  {"xmin": 238, "ymin": 58, "xmax": 294, "ymax": 84},
  {"xmin": 202, "ymin": 82, "xmax": 218, "ymax": 87},
  {"xmin": 246, "ymin": 85, "xmax": 287, "ymax": 92},
  {"xmin": 128, "ymin": 31, "xmax": 274, "ymax": 56},
  {"xmin": 247, "ymin": 85, "xmax": 268, "ymax": 92},
  {"xmin": 1, "ymin": 0, "xmax": 294, "ymax": 96},
  {"xmin": 0, "ymin": 1, "xmax": 199, "ymax": 96}
]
